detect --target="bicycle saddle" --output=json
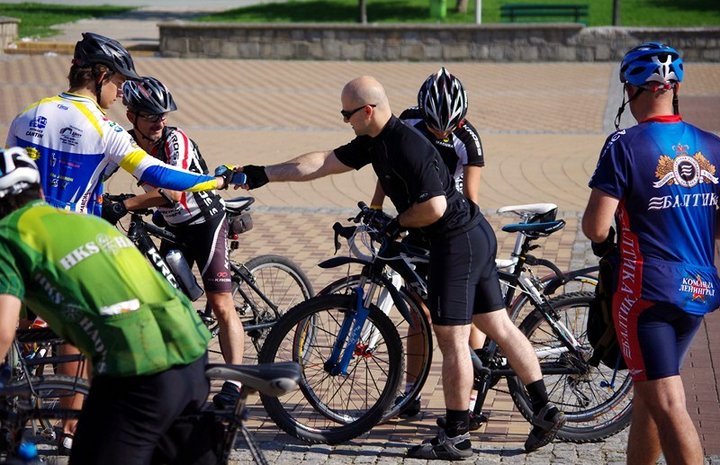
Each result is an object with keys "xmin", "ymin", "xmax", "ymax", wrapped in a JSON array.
[
  {"xmin": 497, "ymin": 203, "xmax": 557, "ymax": 217},
  {"xmin": 224, "ymin": 196, "xmax": 255, "ymax": 215},
  {"xmin": 205, "ymin": 362, "xmax": 300, "ymax": 397},
  {"xmin": 501, "ymin": 219, "xmax": 566, "ymax": 236}
]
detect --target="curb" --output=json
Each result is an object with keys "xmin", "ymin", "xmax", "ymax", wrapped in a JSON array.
[{"xmin": 4, "ymin": 41, "xmax": 158, "ymax": 56}]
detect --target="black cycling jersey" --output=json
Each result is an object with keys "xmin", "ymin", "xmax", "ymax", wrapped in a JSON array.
[
  {"xmin": 334, "ymin": 115, "xmax": 480, "ymax": 239},
  {"xmin": 399, "ymin": 107, "xmax": 484, "ymax": 193}
]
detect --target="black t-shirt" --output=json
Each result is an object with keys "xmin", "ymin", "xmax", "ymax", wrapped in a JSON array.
[{"xmin": 334, "ymin": 115, "xmax": 480, "ymax": 239}]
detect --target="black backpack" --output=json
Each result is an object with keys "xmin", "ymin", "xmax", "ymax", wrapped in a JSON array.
[{"xmin": 587, "ymin": 249, "xmax": 627, "ymax": 370}]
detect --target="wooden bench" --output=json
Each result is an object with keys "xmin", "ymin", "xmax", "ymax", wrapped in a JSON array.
[{"xmin": 500, "ymin": 3, "xmax": 588, "ymax": 23}]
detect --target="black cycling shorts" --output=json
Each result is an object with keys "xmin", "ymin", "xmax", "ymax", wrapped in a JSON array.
[
  {"xmin": 427, "ymin": 216, "xmax": 505, "ymax": 326},
  {"xmin": 71, "ymin": 353, "xmax": 217, "ymax": 465},
  {"xmin": 162, "ymin": 213, "xmax": 232, "ymax": 294}
]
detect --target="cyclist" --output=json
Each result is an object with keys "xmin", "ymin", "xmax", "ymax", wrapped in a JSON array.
[
  {"xmin": 115, "ymin": 76, "xmax": 244, "ymax": 407},
  {"xmin": 0, "ymin": 147, "xmax": 219, "ymax": 465},
  {"xmin": 369, "ymin": 67, "xmax": 487, "ymax": 421},
  {"xmin": 3, "ymin": 32, "xmax": 236, "ymax": 451},
  {"xmin": 583, "ymin": 42, "xmax": 720, "ymax": 465},
  {"xmin": 236, "ymin": 76, "xmax": 565, "ymax": 458}
]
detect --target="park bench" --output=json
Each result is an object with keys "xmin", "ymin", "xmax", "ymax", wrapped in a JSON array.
[{"xmin": 500, "ymin": 3, "xmax": 589, "ymax": 23}]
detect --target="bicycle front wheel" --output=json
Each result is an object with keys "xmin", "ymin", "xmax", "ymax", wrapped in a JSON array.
[
  {"xmin": 258, "ymin": 294, "xmax": 403, "ymax": 444},
  {"xmin": 507, "ymin": 292, "xmax": 633, "ymax": 442},
  {"xmin": 319, "ymin": 274, "xmax": 432, "ymax": 422},
  {"xmin": 1, "ymin": 375, "xmax": 89, "ymax": 460},
  {"xmin": 232, "ymin": 254, "xmax": 314, "ymax": 361}
]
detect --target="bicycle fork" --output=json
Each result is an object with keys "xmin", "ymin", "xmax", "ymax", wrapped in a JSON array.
[{"xmin": 324, "ymin": 288, "xmax": 371, "ymax": 376}]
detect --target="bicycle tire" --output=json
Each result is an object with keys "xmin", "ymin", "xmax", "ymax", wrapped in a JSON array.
[
  {"xmin": 318, "ymin": 274, "xmax": 433, "ymax": 422},
  {"xmin": 232, "ymin": 254, "xmax": 314, "ymax": 362},
  {"xmin": 258, "ymin": 294, "xmax": 403, "ymax": 445},
  {"xmin": 1, "ymin": 375, "xmax": 89, "ymax": 459},
  {"xmin": 507, "ymin": 292, "xmax": 633, "ymax": 442}
]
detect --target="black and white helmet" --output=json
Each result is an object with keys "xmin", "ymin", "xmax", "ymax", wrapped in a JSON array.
[
  {"xmin": 417, "ymin": 67, "xmax": 468, "ymax": 134},
  {"xmin": 0, "ymin": 147, "xmax": 40, "ymax": 199},
  {"xmin": 73, "ymin": 32, "xmax": 140, "ymax": 80},
  {"xmin": 123, "ymin": 77, "xmax": 178, "ymax": 114}
]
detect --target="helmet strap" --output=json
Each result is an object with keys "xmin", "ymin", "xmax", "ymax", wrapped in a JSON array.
[{"xmin": 614, "ymin": 85, "xmax": 644, "ymax": 130}]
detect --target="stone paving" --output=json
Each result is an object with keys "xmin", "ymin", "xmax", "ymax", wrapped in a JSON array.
[{"xmin": 1, "ymin": 25, "xmax": 720, "ymax": 464}]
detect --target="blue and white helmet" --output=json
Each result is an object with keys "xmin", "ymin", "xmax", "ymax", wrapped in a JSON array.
[
  {"xmin": 0, "ymin": 147, "xmax": 40, "ymax": 198},
  {"xmin": 619, "ymin": 42, "xmax": 684, "ymax": 87}
]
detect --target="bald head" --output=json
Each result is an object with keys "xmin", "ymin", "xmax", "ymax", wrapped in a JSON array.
[{"xmin": 341, "ymin": 76, "xmax": 392, "ymax": 137}]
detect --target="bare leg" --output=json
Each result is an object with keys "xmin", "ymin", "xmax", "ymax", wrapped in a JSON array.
[
  {"xmin": 472, "ymin": 309, "xmax": 542, "ymax": 384},
  {"xmin": 433, "ymin": 324, "xmax": 472, "ymax": 411},
  {"xmin": 628, "ymin": 376, "xmax": 703, "ymax": 465},
  {"xmin": 207, "ymin": 291, "xmax": 244, "ymax": 364}
]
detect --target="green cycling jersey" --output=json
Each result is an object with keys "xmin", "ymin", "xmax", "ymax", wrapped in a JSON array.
[{"xmin": 0, "ymin": 200, "xmax": 211, "ymax": 377}]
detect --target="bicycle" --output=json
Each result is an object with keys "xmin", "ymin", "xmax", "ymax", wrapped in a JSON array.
[
  {"xmin": 104, "ymin": 193, "xmax": 314, "ymax": 362},
  {"xmin": 0, "ymin": 357, "xmax": 301, "ymax": 465},
  {"xmin": 259, "ymin": 202, "xmax": 631, "ymax": 444}
]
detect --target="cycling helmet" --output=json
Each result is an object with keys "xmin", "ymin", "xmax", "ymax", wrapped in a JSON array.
[
  {"xmin": 0, "ymin": 147, "xmax": 40, "ymax": 198},
  {"xmin": 123, "ymin": 77, "xmax": 178, "ymax": 114},
  {"xmin": 619, "ymin": 42, "xmax": 684, "ymax": 87},
  {"xmin": 73, "ymin": 32, "xmax": 140, "ymax": 80},
  {"xmin": 417, "ymin": 67, "xmax": 468, "ymax": 134}
]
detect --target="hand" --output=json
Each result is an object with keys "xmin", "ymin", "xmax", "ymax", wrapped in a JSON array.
[
  {"xmin": 380, "ymin": 217, "xmax": 403, "ymax": 240},
  {"xmin": 242, "ymin": 165, "xmax": 269, "ymax": 189},
  {"xmin": 591, "ymin": 226, "xmax": 616, "ymax": 257},
  {"xmin": 101, "ymin": 199, "xmax": 128, "ymax": 225},
  {"xmin": 214, "ymin": 164, "xmax": 236, "ymax": 190}
]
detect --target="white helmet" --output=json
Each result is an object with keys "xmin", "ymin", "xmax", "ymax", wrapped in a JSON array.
[{"xmin": 0, "ymin": 147, "xmax": 40, "ymax": 198}]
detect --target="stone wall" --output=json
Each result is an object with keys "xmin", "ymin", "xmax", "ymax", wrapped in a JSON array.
[
  {"xmin": 0, "ymin": 16, "xmax": 19, "ymax": 51},
  {"xmin": 158, "ymin": 22, "xmax": 720, "ymax": 62}
]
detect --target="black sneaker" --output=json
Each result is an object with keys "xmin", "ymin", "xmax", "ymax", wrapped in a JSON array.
[
  {"xmin": 213, "ymin": 381, "xmax": 241, "ymax": 409},
  {"xmin": 437, "ymin": 411, "xmax": 488, "ymax": 431},
  {"xmin": 394, "ymin": 393, "xmax": 421, "ymax": 418},
  {"xmin": 407, "ymin": 429, "xmax": 473, "ymax": 460},
  {"xmin": 524, "ymin": 403, "xmax": 566, "ymax": 452}
]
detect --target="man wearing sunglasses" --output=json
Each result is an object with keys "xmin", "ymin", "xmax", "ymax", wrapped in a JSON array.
[
  {"xmin": 237, "ymin": 75, "xmax": 565, "ymax": 459},
  {"xmin": 110, "ymin": 76, "xmax": 245, "ymax": 408}
]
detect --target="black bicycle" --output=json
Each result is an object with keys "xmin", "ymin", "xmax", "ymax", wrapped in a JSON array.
[
  {"xmin": 104, "ymin": 194, "xmax": 314, "ymax": 362},
  {"xmin": 258, "ymin": 202, "xmax": 631, "ymax": 444}
]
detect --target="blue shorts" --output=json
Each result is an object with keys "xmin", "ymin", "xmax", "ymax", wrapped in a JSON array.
[
  {"xmin": 427, "ymin": 217, "xmax": 505, "ymax": 326},
  {"xmin": 614, "ymin": 298, "xmax": 703, "ymax": 381}
]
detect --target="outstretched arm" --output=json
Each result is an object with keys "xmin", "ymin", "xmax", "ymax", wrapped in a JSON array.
[{"xmin": 265, "ymin": 150, "xmax": 352, "ymax": 182}]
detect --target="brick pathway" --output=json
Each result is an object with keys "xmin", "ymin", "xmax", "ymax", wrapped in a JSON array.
[{"xmin": 1, "ymin": 53, "xmax": 719, "ymax": 463}]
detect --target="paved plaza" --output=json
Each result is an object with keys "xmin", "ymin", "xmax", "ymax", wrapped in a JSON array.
[{"xmin": 1, "ymin": 7, "xmax": 720, "ymax": 462}]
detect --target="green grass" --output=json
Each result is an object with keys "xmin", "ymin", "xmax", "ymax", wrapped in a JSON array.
[
  {"xmin": 196, "ymin": 0, "xmax": 720, "ymax": 26},
  {"xmin": 0, "ymin": 2, "xmax": 134, "ymax": 38}
]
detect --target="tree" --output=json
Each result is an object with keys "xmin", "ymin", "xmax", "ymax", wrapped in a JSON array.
[
  {"xmin": 358, "ymin": 0, "xmax": 367, "ymax": 23},
  {"xmin": 455, "ymin": 0, "xmax": 469, "ymax": 14}
]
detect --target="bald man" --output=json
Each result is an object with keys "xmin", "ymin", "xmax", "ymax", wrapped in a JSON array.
[{"xmin": 238, "ymin": 76, "xmax": 565, "ymax": 458}]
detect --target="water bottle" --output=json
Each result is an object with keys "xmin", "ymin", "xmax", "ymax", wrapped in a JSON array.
[
  {"xmin": 164, "ymin": 249, "xmax": 204, "ymax": 301},
  {"xmin": 7, "ymin": 441, "xmax": 42, "ymax": 464}
]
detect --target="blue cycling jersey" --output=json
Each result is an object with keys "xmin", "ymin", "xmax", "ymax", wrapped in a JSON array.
[{"xmin": 590, "ymin": 115, "xmax": 720, "ymax": 315}]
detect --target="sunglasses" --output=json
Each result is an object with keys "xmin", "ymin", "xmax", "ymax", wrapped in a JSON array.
[
  {"xmin": 137, "ymin": 113, "xmax": 167, "ymax": 123},
  {"xmin": 340, "ymin": 104, "xmax": 376, "ymax": 119}
]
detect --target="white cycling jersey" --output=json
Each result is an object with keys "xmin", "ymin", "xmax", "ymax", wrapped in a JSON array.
[
  {"xmin": 6, "ymin": 92, "xmax": 218, "ymax": 216},
  {"xmin": 138, "ymin": 126, "xmax": 224, "ymax": 226}
]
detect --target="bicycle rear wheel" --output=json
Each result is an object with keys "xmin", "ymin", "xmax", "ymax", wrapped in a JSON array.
[
  {"xmin": 507, "ymin": 292, "xmax": 633, "ymax": 442},
  {"xmin": 1, "ymin": 375, "xmax": 89, "ymax": 461},
  {"xmin": 318, "ymin": 274, "xmax": 432, "ymax": 422},
  {"xmin": 258, "ymin": 294, "xmax": 403, "ymax": 444},
  {"xmin": 232, "ymin": 254, "xmax": 314, "ymax": 362}
]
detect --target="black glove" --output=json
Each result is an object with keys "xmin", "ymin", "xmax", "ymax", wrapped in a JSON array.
[
  {"xmin": 243, "ymin": 165, "xmax": 269, "ymax": 189},
  {"xmin": 214, "ymin": 164, "xmax": 235, "ymax": 190},
  {"xmin": 381, "ymin": 217, "xmax": 403, "ymax": 240},
  {"xmin": 102, "ymin": 199, "xmax": 128, "ymax": 225},
  {"xmin": 591, "ymin": 226, "xmax": 616, "ymax": 258}
]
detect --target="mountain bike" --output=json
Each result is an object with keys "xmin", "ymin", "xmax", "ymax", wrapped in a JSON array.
[
  {"xmin": 104, "ymin": 194, "xmax": 314, "ymax": 362},
  {"xmin": 259, "ymin": 202, "xmax": 631, "ymax": 444},
  {"xmin": 0, "ymin": 356, "xmax": 301, "ymax": 465}
]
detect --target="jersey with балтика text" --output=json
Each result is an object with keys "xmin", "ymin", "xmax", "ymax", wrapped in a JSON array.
[
  {"xmin": 589, "ymin": 115, "xmax": 720, "ymax": 316},
  {"xmin": 5, "ymin": 93, "xmax": 219, "ymax": 217},
  {"xmin": 399, "ymin": 107, "xmax": 484, "ymax": 193},
  {"xmin": 0, "ymin": 200, "xmax": 211, "ymax": 377}
]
